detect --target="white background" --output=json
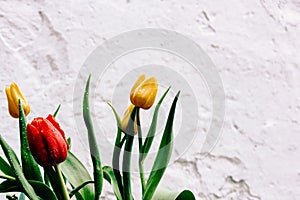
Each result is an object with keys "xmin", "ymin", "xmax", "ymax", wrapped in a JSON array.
[{"xmin": 0, "ymin": 0, "xmax": 300, "ymax": 199}]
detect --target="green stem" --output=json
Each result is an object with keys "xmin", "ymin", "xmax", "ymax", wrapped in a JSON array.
[
  {"xmin": 55, "ymin": 164, "xmax": 70, "ymax": 200},
  {"xmin": 44, "ymin": 167, "xmax": 64, "ymax": 200},
  {"xmin": 112, "ymin": 133, "xmax": 125, "ymax": 199},
  {"xmin": 122, "ymin": 134, "xmax": 134, "ymax": 200},
  {"xmin": 136, "ymin": 108, "xmax": 146, "ymax": 194},
  {"xmin": 122, "ymin": 106, "xmax": 138, "ymax": 200},
  {"xmin": 0, "ymin": 173, "xmax": 15, "ymax": 180},
  {"xmin": 137, "ymin": 108, "xmax": 143, "ymax": 153},
  {"xmin": 139, "ymin": 160, "xmax": 146, "ymax": 194}
]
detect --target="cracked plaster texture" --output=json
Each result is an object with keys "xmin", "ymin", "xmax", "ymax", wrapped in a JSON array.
[{"xmin": 0, "ymin": 0, "xmax": 300, "ymax": 199}]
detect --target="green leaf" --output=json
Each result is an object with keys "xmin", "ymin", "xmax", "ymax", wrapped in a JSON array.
[
  {"xmin": 69, "ymin": 180, "xmax": 94, "ymax": 199},
  {"xmin": 67, "ymin": 137, "xmax": 71, "ymax": 148},
  {"xmin": 152, "ymin": 190, "xmax": 195, "ymax": 200},
  {"xmin": 43, "ymin": 170, "xmax": 50, "ymax": 187},
  {"xmin": 107, "ymin": 102, "xmax": 124, "ymax": 198},
  {"xmin": 0, "ymin": 156, "xmax": 14, "ymax": 177},
  {"xmin": 0, "ymin": 135, "xmax": 40, "ymax": 200},
  {"xmin": 141, "ymin": 87, "xmax": 170, "ymax": 161},
  {"xmin": 0, "ymin": 179, "xmax": 58, "ymax": 200},
  {"xmin": 29, "ymin": 180, "xmax": 58, "ymax": 200},
  {"xmin": 44, "ymin": 167, "xmax": 64, "ymax": 200},
  {"xmin": 0, "ymin": 180, "xmax": 17, "ymax": 193},
  {"xmin": 18, "ymin": 100, "xmax": 43, "ymax": 182},
  {"xmin": 60, "ymin": 151, "xmax": 94, "ymax": 200},
  {"xmin": 107, "ymin": 102, "xmax": 122, "ymax": 130},
  {"xmin": 53, "ymin": 104, "xmax": 61, "ymax": 118},
  {"xmin": 138, "ymin": 87, "xmax": 170, "ymax": 195},
  {"xmin": 83, "ymin": 74, "xmax": 103, "ymax": 200},
  {"xmin": 102, "ymin": 166, "xmax": 122, "ymax": 200},
  {"xmin": 142, "ymin": 91, "xmax": 180, "ymax": 200}
]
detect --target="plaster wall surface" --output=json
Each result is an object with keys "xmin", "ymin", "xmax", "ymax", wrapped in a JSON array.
[{"xmin": 0, "ymin": 0, "xmax": 299, "ymax": 199}]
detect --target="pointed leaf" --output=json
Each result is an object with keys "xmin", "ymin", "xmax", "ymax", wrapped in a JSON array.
[
  {"xmin": 0, "ymin": 135, "xmax": 40, "ymax": 200},
  {"xmin": 0, "ymin": 180, "xmax": 18, "ymax": 193},
  {"xmin": 0, "ymin": 156, "xmax": 14, "ymax": 177},
  {"xmin": 83, "ymin": 75, "xmax": 103, "ymax": 200},
  {"xmin": 108, "ymin": 102, "xmax": 125, "ymax": 197},
  {"xmin": 107, "ymin": 102, "xmax": 122, "ymax": 129},
  {"xmin": 141, "ymin": 87, "xmax": 170, "ymax": 161},
  {"xmin": 28, "ymin": 180, "xmax": 58, "ymax": 200},
  {"xmin": 67, "ymin": 138, "xmax": 71, "ymax": 148},
  {"xmin": 0, "ymin": 180, "xmax": 58, "ymax": 200},
  {"xmin": 152, "ymin": 190, "xmax": 195, "ymax": 200},
  {"xmin": 69, "ymin": 180, "xmax": 94, "ymax": 199},
  {"xmin": 43, "ymin": 170, "xmax": 50, "ymax": 187},
  {"xmin": 18, "ymin": 100, "xmax": 42, "ymax": 182},
  {"xmin": 143, "ymin": 92, "xmax": 180, "ymax": 200},
  {"xmin": 60, "ymin": 151, "xmax": 94, "ymax": 200},
  {"xmin": 102, "ymin": 166, "xmax": 122, "ymax": 200},
  {"xmin": 44, "ymin": 167, "xmax": 64, "ymax": 200},
  {"xmin": 53, "ymin": 104, "xmax": 61, "ymax": 118}
]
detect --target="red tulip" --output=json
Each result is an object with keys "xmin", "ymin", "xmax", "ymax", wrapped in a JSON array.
[{"xmin": 26, "ymin": 114, "xmax": 69, "ymax": 167}]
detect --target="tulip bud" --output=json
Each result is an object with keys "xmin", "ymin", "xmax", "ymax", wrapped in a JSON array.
[
  {"xmin": 26, "ymin": 115, "xmax": 69, "ymax": 167},
  {"xmin": 5, "ymin": 82, "xmax": 30, "ymax": 118},
  {"xmin": 121, "ymin": 104, "xmax": 138, "ymax": 134},
  {"xmin": 130, "ymin": 74, "xmax": 158, "ymax": 110}
]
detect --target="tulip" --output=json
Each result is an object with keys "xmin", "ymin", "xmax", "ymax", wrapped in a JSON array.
[
  {"xmin": 130, "ymin": 74, "xmax": 158, "ymax": 110},
  {"xmin": 121, "ymin": 104, "xmax": 138, "ymax": 134},
  {"xmin": 26, "ymin": 115, "xmax": 69, "ymax": 167},
  {"xmin": 5, "ymin": 82, "xmax": 30, "ymax": 118}
]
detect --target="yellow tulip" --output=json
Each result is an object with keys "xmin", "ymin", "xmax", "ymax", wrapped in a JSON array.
[
  {"xmin": 121, "ymin": 104, "xmax": 137, "ymax": 134},
  {"xmin": 5, "ymin": 82, "xmax": 30, "ymax": 118},
  {"xmin": 130, "ymin": 74, "xmax": 158, "ymax": 110}
]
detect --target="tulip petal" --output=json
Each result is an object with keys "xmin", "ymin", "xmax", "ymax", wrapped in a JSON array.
[
  {"xmin": 5, "ymin": 82, "xmax": 30, "ymax": 118},
  {"xmin": 26, "ymin": 123, "xmax": 49, "ymax": 167},
  {"xmin": 11, "ymin": 83, "xmax": 30, "ymax": 116},
  {"xmin": 26, "ymin": 116, "xmax": 68, "ymax": 167},
  {"xmin": 121, "ymin": 104, "xmax": 136, "ymax": 133},
  {"xmin": 41, "ymin": 119, "xmax": 68, "ymax": 166},
  {"xmin": 11, "ymin": 83, "xmax": 28, "ymax": 113},
  {"xmin": 143, "ymin": 91, "xmax": 157, "ymax": 109},
  {"xmin": 132, "ymin": 76, "xmax": 158, "ymax": 109},
  {"xmin": 130, "ymin": 74, "xmax": 146, "ymax": 99},
  {"xmin": 5, "ymin": 87, "xmax": 18, "ymax": 118},
  {"xmin": 46, "ymin": 115, "xmax": 67, "ymax": 142}
]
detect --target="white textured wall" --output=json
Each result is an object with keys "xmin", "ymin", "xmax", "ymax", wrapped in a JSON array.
[{"xmin": 1, "ymin": 0, "xmax": 300, "ymax": 199}]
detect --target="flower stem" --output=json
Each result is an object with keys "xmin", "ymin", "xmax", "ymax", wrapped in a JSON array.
[
  {"xmin": 122, "ymin": 106, "xmax": 138, "ymax": 200},
  {"xmin": 112, "ymin": 133, "xmax": 126, "ymax": 199},
  {"xmin": 139, "ymin": 160, "xmax": 146, "ymax": 194},
  {"xmin": 0, "ymin": 173, "xmax": 15, "ymax": 180},
  {"xmin": 55, "ymin": 164, "xmax": 70, "ymax": 200},
  {"xmin": 122, "ymin": 134, "xmax": 134, "ymax": 200},
  {"xmin": 136, "ymin": 108, "xmax": 146, "ymax": 194}
]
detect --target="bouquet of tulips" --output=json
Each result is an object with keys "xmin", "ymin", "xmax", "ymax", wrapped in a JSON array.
[{"xmin": 0, "ymin": 74, "xmax": 195, "ymax": 200}]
